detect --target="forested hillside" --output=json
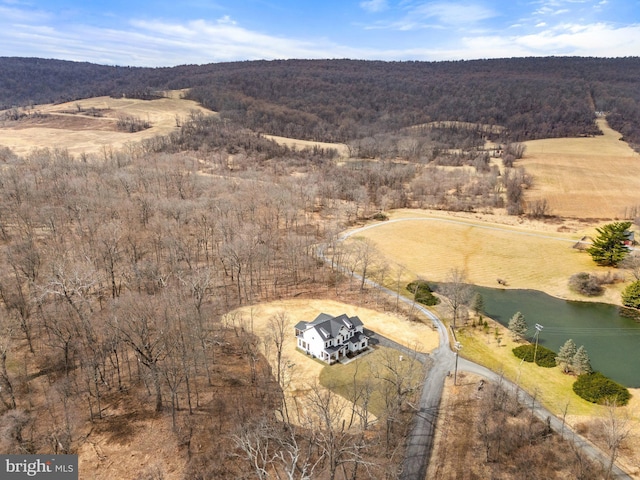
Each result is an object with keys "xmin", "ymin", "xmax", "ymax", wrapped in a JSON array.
[
  {"xmin": 1, "ymin": 56, "xmax": 639, "ymax": 148},
  {"xmin": 1, "ymin": 56, "xmax": 638, "ymax": 478}
]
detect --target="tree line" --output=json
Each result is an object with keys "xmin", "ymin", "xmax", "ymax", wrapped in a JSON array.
[{"xmin": 1, "ymin": 56, "xmax": 639, "ymax": 149}]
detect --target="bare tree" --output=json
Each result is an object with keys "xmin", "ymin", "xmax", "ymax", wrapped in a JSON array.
[
  {"xmin": 438, "ymin": 268, "xmax": 473, "ymax": 328},
  {"xmin": 305, "ymin": 382, "xmax": 368, "ymax": 480},
  {"xmin": 372, "ymin": 347, "xmax": 424, "ymax": 451},
  {"xmin": 0, "ymin": 313, "xmax": 17, "ymax": 410},
  {"xmin": 233, "ymin": 419, "xmax": 277, "ymax": 480},
  {"xmin": 354, "ymin": 238, "xmax": 378, "ymax": 292},
  {"xmin": 620, "ymin": 251, "xmax": 640, "ymax": 280},
  {"xmin": 112, "ymin": 294, "xmax": 171, "ymax": 412},
  {"xmin": 0, "ymin": 409, "xmax": 32, "ymax": 453},
  {"xmin": 598, "ymin": 401, "xmax": 630, "ymax": 480}
]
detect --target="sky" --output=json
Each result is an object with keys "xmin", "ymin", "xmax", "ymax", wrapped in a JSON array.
[{"xmin": 1, "ymin": 0, "xmax": 639, "ymax": 67}]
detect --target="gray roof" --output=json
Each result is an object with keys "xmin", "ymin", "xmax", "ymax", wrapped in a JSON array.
[
  {"xmin": 294, "ymin": 320, "xmax": 308, "ymax": 331},
  {"xmin": 304, "ymin": 313, "xmax": 363, "ymax": 340}
]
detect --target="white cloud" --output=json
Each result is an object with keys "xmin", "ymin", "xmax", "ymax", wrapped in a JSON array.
[
  {"xmin": 360, "ymin": 0, "xmax": 389, "ymax": 13},
  {"xmin": 0, "ymin": 3, "xmax": 637, "ymax": 66},
  {"xmin": 451, "ymin": 22, "xmax": 640, "ymax": 59},
  {"xmin": 409, "ymin": 2, "xmax": 498, "ymax": 26},
  {"xmin": 0, "ymin": 4, "xmax": 51, "ymax": 22}
]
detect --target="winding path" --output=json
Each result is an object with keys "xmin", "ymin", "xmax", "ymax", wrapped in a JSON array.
[{"xmin": 328, "ymin": 221, "xmax": 631, "ymax": 480}]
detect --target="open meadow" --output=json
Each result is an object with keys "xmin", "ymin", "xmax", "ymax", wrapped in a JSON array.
[
  {"xmin": 346, "ymin": 209, "xmax": 626, "ymax": 304},
  {"xmin": 0, "ymin": 90, "xmax": 212, "ymax": 156},
  {"xmin": 521, "ymin": 118, "xmax": 640, "ymax": 219}
]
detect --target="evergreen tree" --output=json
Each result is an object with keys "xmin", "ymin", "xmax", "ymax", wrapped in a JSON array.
[
  {"xmin": 621, "ymin": 280, "xmax": 640, "ymax": 309},
  {"xmin": 508, "ymin": 311, "xmax": 528, "ymax": 340},
  {"xmin": 572, "ymin": 345, "xmax": 592, "ymax": 375},
  {"xmin": 586, "ymin": 221, "xmax": 632, "ymax": 267},
  {"xmin": 556, "ymin": 339, "xmax": 577, "ymax": 373},
  {"xmin": 471, "ymin": 293, "xmax": 484, "ymax": 317}
]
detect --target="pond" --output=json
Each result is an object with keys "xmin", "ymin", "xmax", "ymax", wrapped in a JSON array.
[{"xmin": 471, "ymin": 287, "xmax": 640, "ymax": 388}]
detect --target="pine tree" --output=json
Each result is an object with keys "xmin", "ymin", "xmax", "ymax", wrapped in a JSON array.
[
  {"xmin": 508, "ymin": 311, "xmax": 527, "ymax": 340},
  {"xmin": 586, "ymin": 221, "xmax": 632, "ymax": 267},
  {"xmin": 556, "ymin": 339, "xmax": 577, "ymax": 373},
  {"xmin": 471, "ymin": 293, "xmax": 484, "ymax": 317},
  {"xmin": 572, "ymin": 345, "xmax": 592, "ymax": 375},
  {"xmin": 621, "ymin": 280, "xmax": 640, "ymax": 309}
]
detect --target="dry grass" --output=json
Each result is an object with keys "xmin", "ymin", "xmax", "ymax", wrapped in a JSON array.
[
  {"xmin": 521, "ymin": 118, "xmax": 640, "ymax": 219},
  {"xmin": 228, "ymin": 299, "xmax": 438, "ymax": 424},
  {"xmin": 348, "ymin": 209, "xmax": 624, "ymax": 303},
  {"xmin": 0, "ymin": 92, "xmax": 212, "ymax": 156},
  {"xmin": 263, "ymin": 134, "xmax": 349, "ymax": 157}
]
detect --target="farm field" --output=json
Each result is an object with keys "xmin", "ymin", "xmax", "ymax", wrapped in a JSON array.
[
  {"xmin": 521, "ymin": 118, "xmax": 640, "ymax": 219},
  {"xmin": 0, "ymin": 91, "xmax": 212, "ymax": 156},
  {"xmin": 345, "ymin": 209, "xmax": 624, "ymax": 304}
]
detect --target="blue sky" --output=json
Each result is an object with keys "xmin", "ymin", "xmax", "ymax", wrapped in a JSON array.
[{"xmin": 1, "ymin": 0, "xmax": 638, "ymax": 66}]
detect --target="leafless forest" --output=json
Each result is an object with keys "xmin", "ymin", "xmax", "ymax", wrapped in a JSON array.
[
  {"xmin": 1, "ymin": 56, "xmax": 639, "ymax": 478},
  {"xmin": 0, "ymin": 114, "xmax": 463, "ymax": 477}
]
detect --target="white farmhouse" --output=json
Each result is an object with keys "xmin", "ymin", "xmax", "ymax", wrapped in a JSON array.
[{"xmin": 294, "ymin": 313, "xmax": 369, "ymax": 364}]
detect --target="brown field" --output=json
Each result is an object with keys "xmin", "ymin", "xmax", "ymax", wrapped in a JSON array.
[
  {"xmin": 263, "ymin": 134, "xmax": 349, "ymax": 157},
  {"xmin": 0, "ymin": 91, "xmax": 212, "ymax": 156},
  {"xmin": 347, "ymin": 209, "xmax": 626, "ymax": 304},
  {"xmin": 521, "ymin": 118, "xmax": 640, "ymax": 219}
]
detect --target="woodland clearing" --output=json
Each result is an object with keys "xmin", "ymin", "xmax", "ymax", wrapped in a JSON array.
[
  {"xmin": 0, "ymin": 91, "xmax": 212, "ymax": 156},
  {"xmin": 227, "ymin": 299, "xmax": 439, "ymax": 425}
]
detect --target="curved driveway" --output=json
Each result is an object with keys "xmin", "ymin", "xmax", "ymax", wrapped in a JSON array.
[{"xmin": 328, "ymin": 222, "xmax": 631, "ymax": 480}]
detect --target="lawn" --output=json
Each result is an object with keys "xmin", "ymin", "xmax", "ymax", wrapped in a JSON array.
[
  {"xmin": 454, "ymin": 320, "xmax": 601, "ymax": 417},
  {"xmin": 318, "ymin": 346, "xmax": 425, "ymax": 419}
]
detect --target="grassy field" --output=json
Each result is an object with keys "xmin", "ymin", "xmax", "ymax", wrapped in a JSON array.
[
  {"xmin": 263, "ymin": 134, "xmax": 349, "ymax": 157},
  {"xmin": 0, "ymin": 91, "xmax": 212, "ymax": 156},
  {"xmin": 521, "ymin": 118, "xmax": 640, "ymax": 219},
  {"xmin": 347, "ymin": 209, "xmax": 625, "ymax": 304}
]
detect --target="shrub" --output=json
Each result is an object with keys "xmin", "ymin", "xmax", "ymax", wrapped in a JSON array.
[
  {"xmin": 568, "ymin": 272, "xmax": 603, "ymax": 296},
  {"xmin": 371, "ymin": 212, "xmax": 388, "ymax": 221},
  {"xmin": 116, "ymin": 114, "xmax": 151, "ymax": 133},
  {"xmin": 621, "ymin": 280, "xmax": 640, "ymax": 309},
  {"xmin": 512, "ymin": 344, "xmax": 556, "ymax": 367},
  {"xmin": 572, "ymin": 372, "xmax": 631, "ymax": 405},
  {"xmin": 407, "ymin": 280, "xmax": 439, "ymax": 306}
]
